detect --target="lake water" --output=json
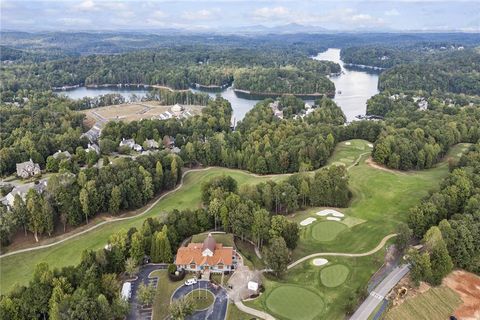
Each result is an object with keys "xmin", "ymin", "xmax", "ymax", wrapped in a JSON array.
[
  {"xmin": 57, "ymin": 48, "xmax": 379, "ymax": 121},
  {"xmin": 313, "ymin": 48, "xmax": 379, "ymax": 121}
]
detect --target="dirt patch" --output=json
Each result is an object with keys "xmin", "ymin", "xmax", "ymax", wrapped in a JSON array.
[
  {"xmin": 387, "ymin": 275, "xmax": 431, "ymax": 306},
  {"xmin": 443, "ymin": 270, "xmax": 480, "ymax": 320},
  {"xmin": 365, "ymin": 157, "xmax": 406, "ymax": 175}
]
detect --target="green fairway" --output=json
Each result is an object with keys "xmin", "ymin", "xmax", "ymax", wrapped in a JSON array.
[
  {"xmin": 0, "ymin": 140, "xmax": 469, "ymax": 295},
  {"xmin": 265, "ymin": 286, "xmax": 324, "ymax": 320},
  {"xmin": 0, "ymin": 168, "xmax": 271, "ymax": 294},
  {"xmin": 311, "ymin": 221, "xmax": 348, "ymax": 242},
  {"xmin": 320, "ymin": 264, "xmax": 350, "ymax": 287}
]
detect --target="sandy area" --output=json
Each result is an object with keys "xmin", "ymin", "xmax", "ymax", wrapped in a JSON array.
[
  {"xmin": 327, "ymin": 217, "xmax": 342, "ymax": 221},
  {"xmin": 300, "ymin": 217, "xmax": 317, "ymax": 226},
  {"xmin": 312, "ymin": 258, "xmax": 328, "ymax": 266},
  {"xmin": 368, "ymin": 143, "xmax": 374, "ymax": 148},
  {"xmin": 316, "ymin": 209, "xmax": 344, "ymax": 217},
  {"xmin": 443, "ymin": 270, "xmax": 480, "ymax": 320},
  {"xmin": 82, "ymin": 101, "xmax": 204, "ymax": 123},
  {"xmin": 345, "ymin": 142, "xmax": 351, "ymax": 145},
  {"xmin": 366, "ymin": 157, "xmax": 406, "ymax": 175}
]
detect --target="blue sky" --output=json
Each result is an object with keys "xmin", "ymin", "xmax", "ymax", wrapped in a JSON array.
[{"xmin": 1, "ymin": 0, "xmax": 479, "ymax": 32}]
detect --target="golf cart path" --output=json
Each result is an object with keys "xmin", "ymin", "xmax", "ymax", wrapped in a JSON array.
[
  {"xmin": 239, "ymin": 234, "xmax": 397, "ymax": 320},
  {"xmin": 0, "ymin": 148, "xmax": 373, "ymax": 260},
  {"xmin": 0, "ymin": 167, "xmax": 215, "ymax": 259},
  {"xmin": 287, "ymin": 233, "xmax": 397, "ymax": 269}
]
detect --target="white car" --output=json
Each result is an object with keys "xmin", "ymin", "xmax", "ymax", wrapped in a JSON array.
[{"xmin": 184, "ymin": 278, "xmax": 197, "ymax": 286}]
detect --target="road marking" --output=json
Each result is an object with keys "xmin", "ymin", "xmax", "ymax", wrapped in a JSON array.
[{"xmin": 369, "ymin": 291, "xmax": 384, "ymax": 300}]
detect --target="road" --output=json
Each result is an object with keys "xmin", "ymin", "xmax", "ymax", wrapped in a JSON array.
[
  {"xmin": 349, "ymin": 264, "xmax": 411, "ymax": 320},
  {"xmin": 127, "ymin": 264, "xmax": 167, "ymax": 320},
  {"xmin": 171, "ymin": 280, "xmax": 228, "ymax": 320}
]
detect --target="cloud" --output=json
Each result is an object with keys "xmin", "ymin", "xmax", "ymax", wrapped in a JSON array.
[
  {"xmin": 181, "ymin": 9, "xmax": 220, "ymax": 21},
  {"xmin": 151, "ymin": 10, "xmax": 167, "ymax": 19},
  {"xmin": 253, "ymin": 6, "xmax": 290, "ymax": 20},
  {"xmin": 74, "ymin": 0, "xmax": 98, "ymax": 11},
  {"xmin": 384, "ymin": 9, "xmax": 400, "ymax": 16}
]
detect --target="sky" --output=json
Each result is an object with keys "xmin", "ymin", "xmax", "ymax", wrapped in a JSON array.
[{"xmin": 1, "ymin": 0, "xmax": 479, "ymax": 32}]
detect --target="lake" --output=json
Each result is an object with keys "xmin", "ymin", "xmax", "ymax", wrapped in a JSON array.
[
  {"xmin": 57, "ymin": 48, "xmax": 379, "ymax": 121},
  {"xmin": 313, "ymin": 48, "xmax": 380, "ymax": 121}
]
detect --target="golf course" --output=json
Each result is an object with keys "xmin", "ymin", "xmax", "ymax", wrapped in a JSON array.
[{"xmin": 0, "ymin": 137, "xmax": 470, "ymax": 320}]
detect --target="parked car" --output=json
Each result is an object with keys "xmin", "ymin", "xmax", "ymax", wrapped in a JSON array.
[{"xmin": 184, "ymin": 278, "xmax": 197, "ymax": 286}]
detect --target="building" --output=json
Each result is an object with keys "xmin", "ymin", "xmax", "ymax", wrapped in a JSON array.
[
  {"xmin": 52, "ymin": 150, "xmax": 72, "ymax": 160},
  {"xmin": 175, "ymin": 233, "xmax": 237, "ymax": 273},
  {"xmin": 145, "ymin": 139, "xmax": 159, "ymax": 149},
  {"xmin": 16, "ymin": 159, "xmax": 41, "ymax": 178},
  {"xmin": 269, "ymin": 101, "xmax": 284, "ymax": 119},
  {"xmin": 86, "ymin": 143, "xmax": 100, "ymax": 155},
  {"xmin": 418, "ymin": 99, "xmax": 429, "ymax": 111},
  {"xmin": 81, "ymin": 125, "xmax": 102, "ymax": 143},
  {"xmin": 2, "ymin": 180, "xmax": 48, "ymax": 209},
  {"xmin": 119, "ymin": 138, "xmax": 142, "ymax": 152},
  {"xmin": 171, "ymin": 103, "xmax": 184, "ymax": 116}
]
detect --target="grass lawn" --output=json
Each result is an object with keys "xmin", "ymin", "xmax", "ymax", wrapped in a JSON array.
[
  {"xmin": 235, "ymin": 239, "xmax": 266, "ymax": 270},
  {"xmin": 0, "ymin": 140, "xmax": 468, "ymax": 295},
  {"xmin": 384, "ymin": 286, "xmax": 461, "ymax": 320},
  {"xmin": 311, "ymin": 221, "xmax": 348, "ymax": 242},
  {"xmin": 320, "ymin": 264, "xmax": 350, "ymax": 287},
  {"xmin": 151, "ymin": 270, "xmax": 183, "ymax": 320},
  {"xmin": 187, "ymin": 289, "xmax": 215, "ymax": 310},
  {"xmin": 226, "ymin": 302, "xmax": 254, "ymax": 320},
  {"xmin": 266, "ymin": 285, "xmax": 325, "ymax": 320},
  {"xmin": 0, "ymin": 168, "xmax": 271, "ymax": 294},
  {"xmin": 191, "ymin": 232, "xmax": 234, "ymax": 247},
  {"xmin": 247, "ymin": 250, "xmax": 388, "ymax": 320}
]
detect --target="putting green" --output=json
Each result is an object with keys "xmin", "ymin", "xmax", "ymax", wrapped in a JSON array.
[
  {"xmin": 311, "ymin": 221, "xmax": 348, "ymax": 242},
  {"xmin": 320, "ymin": 264, "xmax": 350, "ymax": 288},
  {"xmin": 266, "ymin": 286, "xmax": 324, "ymax": 320}
]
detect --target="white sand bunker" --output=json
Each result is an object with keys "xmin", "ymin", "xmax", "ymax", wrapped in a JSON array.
[
  {"xmin": 312, "ymin": 258, "xmax": 329, "ymax": 266},
  {"xmin": 368, "ymin": 143, "xmax": 374, "ymax": 148},
  {"xmin": 300, "ymin": 217, "xmax": 317, "ymax": 226},
  {"xmin": 345, "ymin": 142, "xmax": 351, "ymax": 145},
  {"xmin": 327, "ymin": 217, "xmax": 341, "ymax": 221},
  {"xmin": 316, "ymin": 209, "xmax": 345, "ymax": 218}
]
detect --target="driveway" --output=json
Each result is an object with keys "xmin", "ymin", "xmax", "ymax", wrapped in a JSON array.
[
  {"xmin": 349, "ymin": 264, "xmax": 411, "ymax": 320},
  {"xmin": 127, "ymin": 264, "xmax": 168, "ymax": 320},
  {"xmin": 171, "ymin": 280, "xmax": 228, "ymax": 320}
]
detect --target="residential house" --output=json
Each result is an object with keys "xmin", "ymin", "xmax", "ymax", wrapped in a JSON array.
[
  {"xmin": 119, "ymin": 138, "xmax": 142, "ymax": 152},
  {"xmin": 175, "ymin": 233, "xmax": 237, "ymax": 273},
  {"xmin": 145, "ymin": 139, "xmax": 159, "ymax": 149},
  {"xmin": 81, "ymin": 125, "xmax": 102, "ymax": 143},
  {"xmin": 86, "ymin": 143, "xmax": 100, "ymax": 155},
  {"xmin": 52, "ymin": 150, "xmax": 72, "ymax": 160},
  {"xmin": 2, "ymin": 180, "xmax": 48, "ymax": 209},
  {"xmin": 269, "ymin": 101, "xmax": 284, "ymax": 119},
  {"xmin": 16, "ymin": 159, "xmax": 41, "ymax": 179}
]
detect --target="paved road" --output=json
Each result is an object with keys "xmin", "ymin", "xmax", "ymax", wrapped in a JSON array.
[
  {"xmin": 172, "ymin": 280, "xmax": 228, "ymax": 320},
  {"xmin": 235, "ymin": 301, "xmax": 275, "ymax": 320},
  {"xmin": 349, "ymin": 264, "xmax": 411, "ymax": 320},
  {"xmin": 127, "ymin": 264, "xmax": 167, "ymax": 320}
]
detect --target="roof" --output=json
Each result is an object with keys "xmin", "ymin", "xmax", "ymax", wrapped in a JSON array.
[
  {"xmin": 203, "ymin": 233, "xmax": 216, "ymax": 252},
  {"xmin": 175, "ymin": 242, "xmax": 233, "ymax": 266}
]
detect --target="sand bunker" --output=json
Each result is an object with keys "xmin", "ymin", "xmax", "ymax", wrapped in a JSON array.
[
  {"xmin": 312, "ymin": 258, "xmax": 328, "ymax": 266},
  {"xmin": 300, "ymin": 217, "xmax": 317, "ymax": 226},
  {"xmin": 327, "ymin": 217, "xmax": 341, "ymax": 221},
  {"xmin": 368, "ymin": 143, "xmax": 373, "ymax": 148},
  {"xmin": 316, "ymin": 209, "xmax": 344, "ymax": 217},
  {"xmin": 345, "ymin": 142, "xmax": 351, "ymax": 145}
]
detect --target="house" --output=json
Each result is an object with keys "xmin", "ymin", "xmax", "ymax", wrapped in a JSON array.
[
  {"xmin": 86, "ymin": 143, "xmax": 100, "ymax": 155},
  {"xmin": 175, "ymin": 233, "xmax": 237, "ymax": 273},
  {"xmin": 171, "ymin": 147, "xmax": 181, "ymax": 154},
  {"xmin": 171, "ymin": 104, "xmax": 184, "ymax": 116},
  {"xmin": 145, "ymin": 139, "xmax": 159, "ymax": 149},
  {"xmin": 52, "ymin": 150, "xmax": 72, "ymax": 160},
  {"xmin": 119, "ymin": 138, "xmax": 143, "ymax": 152},
  {"xmin": 2, "ymin": 180, "xmax": 48, "ymax": 209},
  {"xmin": 418, "ymin": 99, "xmax": 429, "ymax": 111},
  {"xmin": 16, "ymin": 159, "xmax": 41, "ymax": 178},
  {"xmin": 269, "ymin": 101, "xmax": 284, "ymax": 119},
  {"xmin": 81, "ymin": 125, "xmax": 102, "ymax": 143}
]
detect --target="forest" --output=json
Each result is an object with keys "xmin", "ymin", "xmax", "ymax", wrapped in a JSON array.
[{"xmin": 406, "ymin": 143, "xmax": 480, "ymax": 286}]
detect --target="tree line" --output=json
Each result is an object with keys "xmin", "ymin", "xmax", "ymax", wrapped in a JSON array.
[{"xmin": 406, "ymin": 143, "xmax": 480, "ymax": 285}]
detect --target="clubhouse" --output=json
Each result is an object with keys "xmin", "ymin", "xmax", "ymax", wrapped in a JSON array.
[{"xmin": 175, "ymin": 233, "xmax": 237, "ymax": 273}]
